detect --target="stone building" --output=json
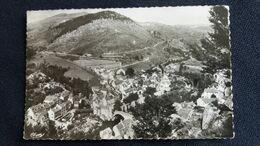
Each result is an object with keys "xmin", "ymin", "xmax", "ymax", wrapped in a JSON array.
[
  {"xmin": 26, "ymin": 103, "xmax": 50, "ymax": 127},
  {"xmin": 48, "ymin": 101, "xmax": 72, "ymax": 121},
  {"xmin": 92, "ymin": 89, "xmax": 115, "ymax": 121}
]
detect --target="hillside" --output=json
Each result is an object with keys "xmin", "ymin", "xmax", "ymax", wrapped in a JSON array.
[
  {"xmin": 141, "ymin": 22, "xmax": 211, "ymax": 44},
  {"xmin": 32, "ymin": 53, "xmax": 97, "ymax": 82},
  {"xmin": 27, "ymin": 11, "xmax": 213, "ymax": 71},
  {"xmin": 48, "ymin": 19, "xmax": 155, "ymax": 55},
  {"xmin": 27, "ymin": 12, "xmax": 87, "ymax": 48},
  {"xmin": 28, "ymin": 11, "xmax": 157, "ymax": 56}
]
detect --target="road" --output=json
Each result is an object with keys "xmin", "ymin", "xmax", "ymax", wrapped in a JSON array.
[
  {"xmin": 40, "ymin": 41, "xmax": 165, "ymax": 58},
  {"xmin": 109, "ymin": 41, "xmax": 165, "ymax": 55},
  {"xmin": 39, "ymin": 40, "xmax": 166, "ymax": 72},
  {"xmin": 40, "ymin": 51, "xmax": 81, "ymax": 57},
  {"xmin": 116, "ymin": 57, "xmax": 150, "ymax": 70}
]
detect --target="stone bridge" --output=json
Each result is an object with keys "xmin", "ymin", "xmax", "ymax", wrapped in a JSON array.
[{"xmin": 113, "ymin": 111, "xmax": 133, "ymax": 120}]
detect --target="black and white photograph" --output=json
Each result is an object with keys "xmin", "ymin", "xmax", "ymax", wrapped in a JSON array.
[{"xmin": 24, "ymin": 6, "xmax": 233, "ymax": 140}]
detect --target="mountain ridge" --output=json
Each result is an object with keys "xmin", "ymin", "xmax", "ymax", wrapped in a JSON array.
[
  {"xmin": 28, "ymin": 11, "xmax": 158, "ymax": 55},
  {"xmin": 27, "ymin": 11, "xmax": 210, "ymax": 60}
]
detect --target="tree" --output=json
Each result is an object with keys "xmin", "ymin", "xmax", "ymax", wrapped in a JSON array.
[
  {"xmin": 123, "ymin": 93, "xmax": 139, "ymax": 103},
  {"xmin": 143, "ymin": 87, "xmax": 156, "ymax": 96},
  {"xmin": 208, "ymin": 6, "xmax": 229, "ymax": 49},
  {"xmin": 26, "ymin": 47, "xmax": 36, "ymax": 61},
  {"xmin": 188, "ymin": 43, "xmax": 204, "ymax": 61},
  {"xmin": 113, "ymin": 99, "xmax": 123, "ymax": 111},
  {"xmin": 125, "ymin": 67, "xmax": 135, "ymax": 77},
  {"xmin": 39, "ymin": 63, "xmax": 92, "ymax": 98},
  {"xmin": 131, "ymin": 95, "xmax": 176, "ymax": 138},
  {"xmin": 200, "ymin": 6, "xmax": 230, "ymax": 73},
  {"xmin": 48, "ymin": 120, "xmax": 59, "ymax": 139}
]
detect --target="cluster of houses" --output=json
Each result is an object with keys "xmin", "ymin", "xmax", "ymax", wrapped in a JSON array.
[
  {"xmin": 170, "ymin": 69, "xmax": 232, "ymax": 138},
  {"xmin": 26, "ymin": 91, "xmax": 92, "ymax": 127},
  {"xmin": 197, "ymin": 69, "xmax": 232, "ymax": 109},
  {"xmin": 93, "ymin": 57, "xmax": 232, "ymax": 137},
  {"xmin": 26, "ymin": 55, "xmax": 232, "ymax": 139},
  {"xmin": 91, "ymin": 63, "xmax": 179, "ymax": 114},
  {"xmin": 26, "ymin": 102, "xmax": 50, "ymax": 127}
]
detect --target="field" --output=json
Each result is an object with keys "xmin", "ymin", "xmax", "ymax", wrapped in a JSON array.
[
  {"xmin": 74, "ymin": 59, "xmax": 122, "ymax": 69},
  {"xmin": 33, "ymin": 54, "xmax": 95, "ymax": 81}
]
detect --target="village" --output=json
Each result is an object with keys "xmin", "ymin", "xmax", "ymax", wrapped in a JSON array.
[{"xmin": 24, "ymin": 54, "xmax": 232, "ymax": 139}]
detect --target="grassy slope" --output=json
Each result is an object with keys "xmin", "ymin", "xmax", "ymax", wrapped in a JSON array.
[{"xmin": 33, "ymin": 54, "xmax": 96, "ymax": 81}]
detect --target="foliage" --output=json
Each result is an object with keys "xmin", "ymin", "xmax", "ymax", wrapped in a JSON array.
[
  {"xmin": 220, "ymin": 113, "xmax": 233, "ymax": 137},
  {"xmin": 25, "ymin": 74, "xmax": 49, "ymax": 109},
  {"xmin": 47, "ymin": 120, "xmax": 59, "ymax": 139},
  {"xmin": 69, "ymin": 78, "xmax": 92, "ymax": 98},
  {"xmin": 39, "ymin": 62, "xmax": 69, "ymax": 84},
  {"xmin": 200, "ymin": 6, "xmax": 230, "ymax": 73},
  {"xmin": 113, "ymin": 99, "xmax": 123, "ymax": 111},
  {"xmin": 188, "ymin": 43, "xmax": 205, "ymax": 61},
  {"xmin": 25, "ymin": 90, "xmax": 46, "ymax": 110},
  {"xmin": 48, "ymin": 11, "xmax": 133, "ymax": 44},
  {"xmin": 125, "ymin": 67, "xmax": 135, "ymax": 77},
  {"xmin": 26, "ymin": 47, "xmax": 36, "ymax": 61},
  {"xmin": 123, "ymin": 93, "xmax": 139, "ymax": 103},
  {"xmin": 44, "ymin": 86, "xmax": 64, "ymax": 95},
  {"xmin": 39, "ymin": 62, "xmax": 92, "ymax": 97},
  {"xmin": 143, "ymin": 87, "xmax": 156, "ymax": 96},
  {"xmin": 131, "ymin": 95, "xmax": 176, "ymax": 138},
  {"xmin": 208, "ymin": 6, "xmax": 229, "ymax": 49}
]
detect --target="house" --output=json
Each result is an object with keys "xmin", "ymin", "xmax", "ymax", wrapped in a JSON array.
[
  {"xmin": 99, "ymin": 116, "xmax": 134, "ymax": 139},
  {"xmin": 202, "ymin": 105, "xmax": 219, "ymax": 130},
  {"xmin": 197, "ymin": 97, "xmax": 217, "ymax": 107},
  {"xmin": 116, "ymin": 69, "xmax": 125, "ymax": 76},
  {"xmin": 177, "ymin": 108, "xmax": 194, "ymax": 121},
  {"xmin": 137, "ymin": 94, "xmax": 145, "ymax": 104},
  {"xmin": 100, "ymin": 127, "xmax": 114, "ymax": 139},
  {"xmin": 172, "ymin": 102, "xmax": 196, "ymax": 121},
  {"xmin": 179, "ymin": 58, "xmax": 205, "ymax": 75},
  {"xmin": 48, "ymin": 105, "xmax": 62, "ymax": 121},
  {"xmin": 124, "ymin": 88, "xmax": 135, "ymax": 96},
  {"xmin": 165, "ymin": 63, "xmax": 180, "ymax": 73},
  {"xmin": 214, "ymin": 71, "xmax": 226, "ymax": 84},
  {"xmin": 44, "ymin": 95, "xmax": 59, "ymax": 106},
  {"xmin": 48, "ymin": 101, "xmax": 72, "ymax": 121},
  {"xmin": 26, "ymin": 103, "xmax": 51, "ymax": 126},
  {"xmin": 121, "ymin": 80, "xmax": 132, "ymax": 89},
  {"xmin": 201, "ymin": 88, "xmax": 224, "ymax": 100},
  {"xmin": 73, "ymin": 101, "xmax": 79, "ymax": 109},
  {"xmin": 27, "ymin": 72, "xmax": 47, "ymax": 84},
  {"xmin": 99, "ymin": 103, "xmax": 114, "ymax": 121},
  {"xmin": 188, "ymin": 127, "xmax": 202, "ymax": 138},
  {"xmin": 155, "ymin": 75, "xmax": 171, "ymax": 96},
  {"xmin": 150, "ymin": 73, "xmax": 160, "ymax": 83},
  {"xmin": 112, "ymin": 119, "xmax": 134, "ymax": 139},
  {"xmin": 60, "ymin": 91, "xmax": 70, "ymax": 100}
]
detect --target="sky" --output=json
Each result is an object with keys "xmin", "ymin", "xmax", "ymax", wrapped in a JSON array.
[{"xmin": 27, "ymin": 6, "xmax": 220, "ymax": 25}]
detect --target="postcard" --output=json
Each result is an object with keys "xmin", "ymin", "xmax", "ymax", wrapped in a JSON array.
[{"xmin": 24, "ymin": 6, "xmax": 233, "ymax": 139}]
